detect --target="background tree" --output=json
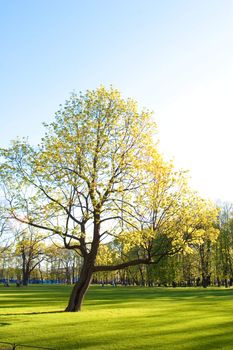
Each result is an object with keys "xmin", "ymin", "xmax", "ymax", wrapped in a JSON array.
[
  {"xmin": 14, "ymin": 226, "xmax": 46, "ymax": 285},
  {"xmin": 117, "ymin": 152, "xmax": 219, "ymax": 276},
  {"xmin": 0, "ymin": 215, "xmax": 11, "ymax": 255},
  {"xmin": 215, "ymin": 203, "xmax": 233, "ymax": 286}
]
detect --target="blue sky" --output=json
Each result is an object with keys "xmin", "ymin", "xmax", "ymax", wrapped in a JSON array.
[{"xmin": 1, "ymin": 0, "xmax": 233, "ymax": 201}]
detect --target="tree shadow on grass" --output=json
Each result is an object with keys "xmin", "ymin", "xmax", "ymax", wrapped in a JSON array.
[
  {"xmin": 60, "ymin": 317, "xmax": 233, "ymax": 350},
  {"xmin": 0, "ymin": 310, "xmax": 64, "ymax": 316},
  {"xmin": 35, "ymin": 317, "xmax": 233, "ymax": 350}
]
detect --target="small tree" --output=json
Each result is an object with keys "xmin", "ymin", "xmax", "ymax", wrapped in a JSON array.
[{"xmin": 15, "ymin": 226, "xmax": 46, "ymax": 285}]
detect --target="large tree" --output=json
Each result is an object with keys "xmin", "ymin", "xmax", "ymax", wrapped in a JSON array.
[
  {"xmin": 0, "ymin": 87, "xmax": 159, "ymax": 311},
  {"xmin": 0, "ymin": 86, "xmax": 219, "ymax": 311}
]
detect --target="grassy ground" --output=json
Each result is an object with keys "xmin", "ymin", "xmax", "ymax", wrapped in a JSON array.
[{"xmin": 0, "ymin": 285, "xmax": 232, "ymax": 350}]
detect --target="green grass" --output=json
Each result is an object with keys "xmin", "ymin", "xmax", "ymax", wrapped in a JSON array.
[{"xmin": 0, "ymin": 285, "xmax": 233, "ymax": 350}]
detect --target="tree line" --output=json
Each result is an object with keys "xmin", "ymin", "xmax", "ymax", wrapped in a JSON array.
[{"xmin": 0, "ymin": 202, "xmax": 232, "ymax": 289}]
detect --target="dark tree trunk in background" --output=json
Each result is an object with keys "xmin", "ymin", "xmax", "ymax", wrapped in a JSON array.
[{"xmin": 22, "ymin": 252, "xmax": 30, "ymax": 286}]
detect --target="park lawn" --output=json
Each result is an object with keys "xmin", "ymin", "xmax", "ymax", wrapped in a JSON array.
[{"xmin": 0, "ymin": 285, "xmax": 233, "ymax": 350}]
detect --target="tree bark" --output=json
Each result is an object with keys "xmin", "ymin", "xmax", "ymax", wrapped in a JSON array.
[
  {"xmin": 65, "ymin": 259, "xmax": 93, "ymax": 312},
  {"xmin": 65, "ymin": 253, "xmax": 153, "ymax": 311},
  {"xmin": 22, "ymin": 253, "xmax": 29, "ymax": 286}
]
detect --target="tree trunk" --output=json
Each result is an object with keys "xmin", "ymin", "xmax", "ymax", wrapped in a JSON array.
[
  {"xmin": 22, "ymin": 253, "xmax": 30, "ymax": 286},
  {"xmin": 65, "ymin": 259, "xmax": 93, "ymax": 312},
  {"xmin": 22, "ymin": 268, "xmax": 30, "ymax": 286}
]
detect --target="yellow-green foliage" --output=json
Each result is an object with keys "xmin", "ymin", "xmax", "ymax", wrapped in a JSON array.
[{"xmin": 0, "ymin": 86, "xmax": 219, "ymax": 271}]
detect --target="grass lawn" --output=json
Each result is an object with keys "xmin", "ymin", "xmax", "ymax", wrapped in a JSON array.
[{"xmin": 0, "ymin": 285, "xmax": 232, "ymax": 350}]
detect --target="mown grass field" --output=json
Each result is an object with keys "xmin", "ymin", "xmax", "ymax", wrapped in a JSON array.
[{"xmin": 0, "ymin": 285, "xmax": 232, "ymax": 350}]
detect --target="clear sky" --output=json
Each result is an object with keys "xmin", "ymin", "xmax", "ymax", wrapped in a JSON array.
[{"xmin": 1, "ymin": 0, "xmax": 233, "ymax": 202}]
